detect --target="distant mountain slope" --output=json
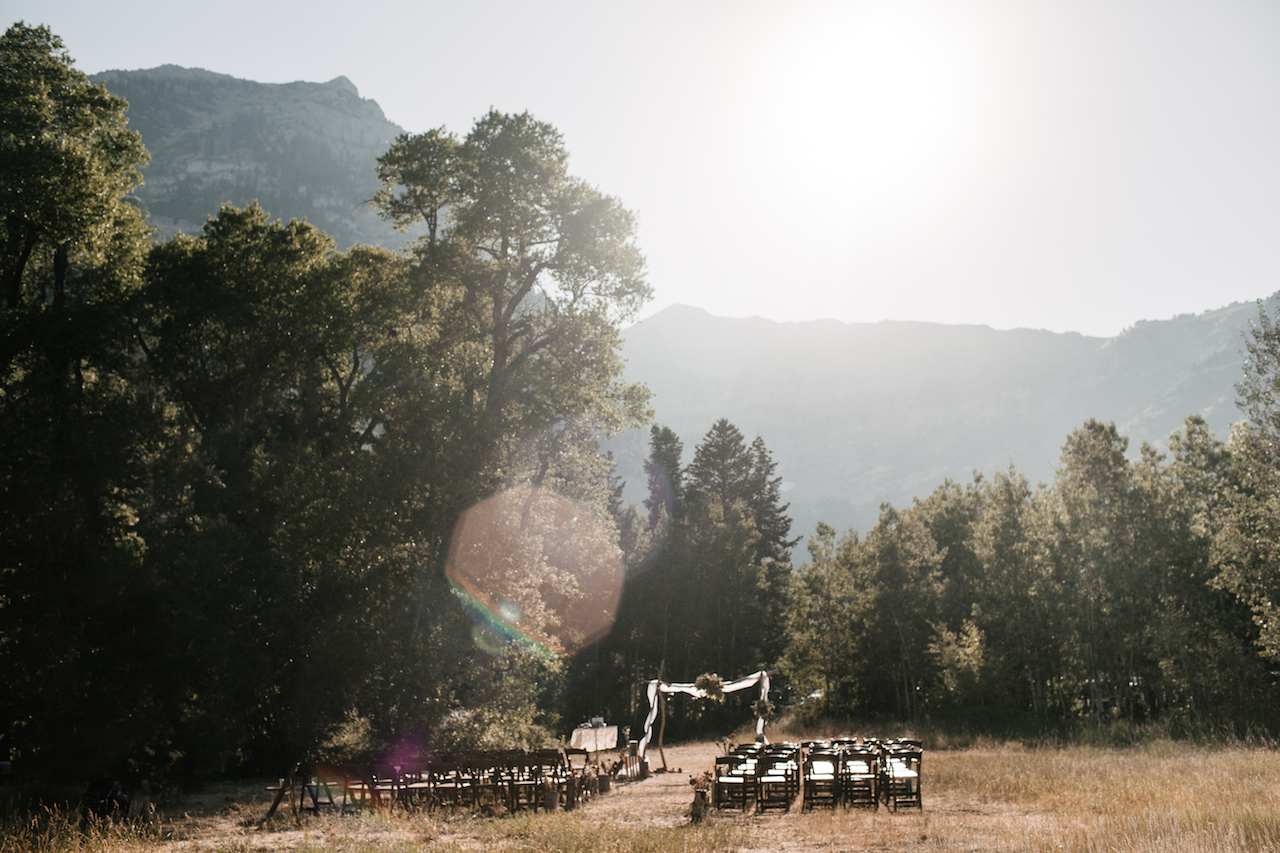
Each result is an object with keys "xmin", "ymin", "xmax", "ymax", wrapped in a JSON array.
[
  {"xmin": 91, "ymin": 66, "xmax": 415, "ymax": 249},
  {"xmin": 613, "ymin": 298, "xmax": 1272, "ymax": 541}
]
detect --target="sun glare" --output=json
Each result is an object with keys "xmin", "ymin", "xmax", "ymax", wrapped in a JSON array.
[
  {"xmin": 740, "ymin": 2, "xmax": 986, "ymax": 216},
  {"xmin": 693, "ymin": 0, "xmax": 1034, "ymax": 324}
]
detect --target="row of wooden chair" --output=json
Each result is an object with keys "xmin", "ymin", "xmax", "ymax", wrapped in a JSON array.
[
  {"xmin": 712, "ymin": 742, "xmax": 803, "ymax": 813},
  {"xmin": 288, "ymin": 748, "xmax": 605, "ymax": 814},
  {"xmin": 800, "ymin": 738, "xmax": 923, "ymax": 811}
]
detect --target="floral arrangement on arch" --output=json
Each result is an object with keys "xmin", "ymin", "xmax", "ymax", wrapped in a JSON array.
[{"xmin": 694, "ymin": 672, "xmax": 725, "ymax": 702}]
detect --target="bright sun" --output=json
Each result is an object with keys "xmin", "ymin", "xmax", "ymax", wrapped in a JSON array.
[
  {"xmin": 715, "ymin": 1, "xmax": 997, "ymax": 239},
  {"xmin": 681, "ymin": 0, "xmax": 1030, "ymax": 322}
]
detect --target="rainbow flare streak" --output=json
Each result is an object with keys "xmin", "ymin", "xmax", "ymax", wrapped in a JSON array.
[{"xmin": 447, "ymin": 560, "xmax": 563, "ymax": 658}]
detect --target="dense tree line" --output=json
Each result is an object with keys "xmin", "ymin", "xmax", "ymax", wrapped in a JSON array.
[
  {"xmin": 781, "ymin": 406, "xmax": 1280, "ymax": 731},
  {"xmin": 1, "ymin": 24, "xmax": 648, "ymax": 780}
]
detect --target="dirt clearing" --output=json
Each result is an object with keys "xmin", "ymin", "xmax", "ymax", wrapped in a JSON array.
[{"xmin": 144, "ymin": 741, "xmax": 1044, "ymax": 852}]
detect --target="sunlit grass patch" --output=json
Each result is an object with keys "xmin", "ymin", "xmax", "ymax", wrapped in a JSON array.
[
  {"xmin": 0, "ymin": 806, "xmax": 166, "ymax": 853},
  {"xmin": 926, "ymin": 742, "xmax": 1280, "ymax": 853}
]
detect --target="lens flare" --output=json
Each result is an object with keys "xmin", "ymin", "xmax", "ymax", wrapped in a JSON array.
[{"xmin": 446, "ymin": 484, "xmax": 623, "ymax": 657}]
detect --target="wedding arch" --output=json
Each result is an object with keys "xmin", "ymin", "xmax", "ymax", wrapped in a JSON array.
[{"xmin": 637, "ymin": 670, "xmax": 771, "ymax": 758}]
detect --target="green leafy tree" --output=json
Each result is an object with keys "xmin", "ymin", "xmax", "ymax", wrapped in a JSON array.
[
  {"xmin": 1046, "ymin": 419, "xmax": 1146, "ymax": 718},
  {"xmin": 1234, "ymin": 303, "xmax": 1280, "ymax": 466},
  {"xmin": 0, "ymin": 24, "xmax": 158, "ymax": 778},
  {"xmin": 1215, "ymin": 304, "xmax": 1280, "ymax": 664},
  {"xmin": 854, "ymin": 503, "xmax": 944, "ymax": 718},
  {"xmin": 745, "ymin": 435, "xmax": 798, "ymax": 659},
  {"xmin": 682, "ymin": 494, "xmax": 766, "ymax": 679},
  {"xmin": 745, "ymin": 435, "xmax": 798, "ymax": 566},
  {"xmin": 928, "ymin": 619, "xmax": 987, "ymax": 705},
  {"xmin": 685, "ymin": 420, "xmax": 754, "ymax": 513},
  {"xmin": 0, "ymin": 22, "xmax": 148, "ymax": 310},
  {"xmin": 592, "ymin": 421, "xmax": 794, "ymax": 735},
  {"xmin": 635, "ymin": 426, "xmax": 686, "ymax": 667},
  {"xmin": 137, "ymin": 203, "xmax": 427, "ymax": 765},
  {"xmin": 781, "ymin": 413, "xmax": 1272, "ymax": 729},
  {"xmin": 373, "ymin": 110, "xmax": 653, "ymax": 744},
  {"xmin": 909, "ymin": 477, "xmax": 992, "ymax": 709},
  {"xmin": 373, "ymin": 128, "xmax": 461, "ymax": 246},
  {"xmin": 1137, "ymin": 418, "xmax": 1266, "ymax": 724},
  {"xmin": 781, "ymin": 522, "xmax": 863, "ymax": 717},
  {"xmin": 3, "ymin": 49, "xmax": 653, "ymax": 769},
  {"xmin": 912, "ymin": 479, "xmax": 982, "ymax": 632},
  {"xmin": 595, "ymin": 424, "xmax": 686, "ymax": 728},
  {"xmin": 374, "ymin": 110, "xmax": 651, "ymax": 524},
  {"xmin": 967, "ymin": 467, "xmax": 1065, "ymax": 716}
]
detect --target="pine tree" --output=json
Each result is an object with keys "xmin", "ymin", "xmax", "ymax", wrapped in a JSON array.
[
  {"xmin": 686, "ymin": 419, "xmax": 797, "ymax": 568},
  {"xmin": 644, "ymin": 424, "xmax": 684, "ymax": 530}
]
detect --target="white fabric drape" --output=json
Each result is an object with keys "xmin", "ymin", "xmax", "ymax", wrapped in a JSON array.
[
  {"xmin": 637, "ymin": 670, "xmax": 770, "ymax": 758},
  {"xmin": 637, "ymin": 679, "xmax": 661, "ymax": 756},
  {"xmin": 755, "ymin": 670, "xmax": 770, "ymax": 738}
]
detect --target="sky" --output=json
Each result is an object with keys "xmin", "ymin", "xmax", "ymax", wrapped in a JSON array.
[{"xmin": 9, "ymin": 0, "xmax": 1280, "ymax": 337}]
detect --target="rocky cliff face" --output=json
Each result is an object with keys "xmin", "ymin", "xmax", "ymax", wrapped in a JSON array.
[{"xmin": 91, "ymin": 65, "xmax": 416, "ymax": 249}]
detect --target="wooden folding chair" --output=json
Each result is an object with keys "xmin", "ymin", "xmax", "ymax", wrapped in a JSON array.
[
  {"xmin": 880, "ymin": 746, "xmax": 922, "ymax": 811},
  {"xmin": 464, "ymin": 754, "xmax": 507, "ymax": 811},
  {"xmin": 713, "ymin": 754, "xmax": 751, "ymax": 811},
  {"xmin": 755, "ymin": 748, "xmax": 799, "ymax": 813},
  {"xmin": 841, "ymin": 748, "xmax": 880, "ymax": 809},
  {"xmin": 395, "ymin": 761, "xmax": 431, "ymax": 810},
  {"xmin": 362, "ymin": 764, "xmax": 401, "ymax": 808},
  {"xmin": 802, "ymin": 750, "xmax": 841, "ymax": 811},
  {"xmin": 425, "ymin": 761, "xmax": 464, "ymax": 811}
]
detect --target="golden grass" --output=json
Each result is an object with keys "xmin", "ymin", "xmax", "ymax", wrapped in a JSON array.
[{"xmin": 904, "ymin": 743, "xmax": 1280, "ymax": 852}]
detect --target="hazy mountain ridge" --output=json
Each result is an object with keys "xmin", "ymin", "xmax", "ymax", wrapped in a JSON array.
[
  {"xmin": 614, "ymin": 299, "xmax": 1272, "ymax": 540},
  {"xmin": 90, "ymin": 65, "xmax": 416, "ymax": 249}
]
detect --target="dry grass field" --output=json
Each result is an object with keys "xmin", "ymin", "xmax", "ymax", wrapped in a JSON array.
[{"xmin": 6, "ymin": 738, "xmax": 1280, "ymax": 853}]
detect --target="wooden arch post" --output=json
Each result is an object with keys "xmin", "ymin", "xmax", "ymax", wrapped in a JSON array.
[{"xmin": 657, "ymin": 660, "xmax": 667, "ymax": 772}]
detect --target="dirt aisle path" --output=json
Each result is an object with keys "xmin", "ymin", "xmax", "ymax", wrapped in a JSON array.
[{"xmin": 575, "ymin": 741, "xmax": 722, "ymax": 828}]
